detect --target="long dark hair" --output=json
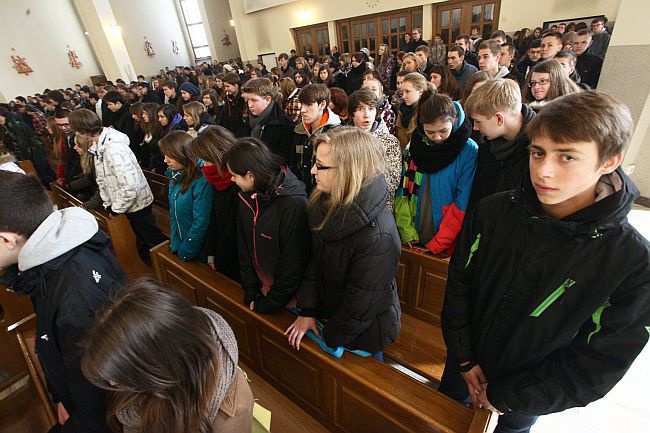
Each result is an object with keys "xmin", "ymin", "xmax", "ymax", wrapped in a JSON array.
[
  {"xmin": 429, "ymin": 65, "xmax": 460, "ymax": 100},
  {"xmin": 141, "ymin": 102, "xmax": 162, "ymax": 136},
  {"xmin": 418, "ymin": 90, "xmax": 456, "ymax": 128},
  {"xmin": 81, "ymin": 278, "xmax": 221, "ymax": 433},
  {"xmin": 158, "ymin": 131, "xmax": 200, "ymax": 193},
  {"xmin": 223, "ymin": 137, "xmax": 283, "ymax": 194}
]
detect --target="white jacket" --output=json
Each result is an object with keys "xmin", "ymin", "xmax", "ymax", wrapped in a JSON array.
[{"xmin": 92, "ymin": 127, "xmax": 153, "ymax": 214}]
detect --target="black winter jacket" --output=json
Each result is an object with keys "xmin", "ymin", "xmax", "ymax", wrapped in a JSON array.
[
  {"xmin": 298, "ymin": 175, "xmax": 402, "ymax": 353},
  {"xmin": 240, "ymin": 101, "xmax": 295, "ymax": 163},
  {"xmin": 345, "ymin": 62, "xmax": 367, "ymax": 95},
  {"xmin": 237, "ymin": 167, "xmax": 311, "ymax": 314},
  {"xmin": 442, "ymin": 168, "xmax": 650, "ymax": 416},
  {"xmin": 203, "ymin": 180, "xmax": 241, "ymax": 282},
  {"xmin": 11, "ymin": 227, "xmax": 126, "ymax": 433},
  {"xmin": 220, "ymin": 92, "xmax": 247, "ymax": 137},
  {"xmin": 468, "ymin": 104, "xmax": 535, "ymax": 209}
]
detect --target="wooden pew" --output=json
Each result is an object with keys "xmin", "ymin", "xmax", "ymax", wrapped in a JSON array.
[
  {"xmin": 49, "ymin": 183, "xmax": 151, "ymax": 278},
  {"xmin": 18, "ymin": 160, "xmax": 39, "ymax": 178},
  {"xmin": 151, "ymin": 242, "xmax": 492, "ymax": 433},
  {"xmin": 0, "ymin": 283, "xmax": 57, "ymax": 425},
  {"xmin": 143, "ymin": 170, "xmax": 171, "ymax": 236},
  {"xmin": 385, "ymin": 249, "xmax": 451, "ymax": 382}
]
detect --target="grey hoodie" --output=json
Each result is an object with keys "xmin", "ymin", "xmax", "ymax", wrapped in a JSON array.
[{"xmin": 18, "ymin": 207, "xmax": 98, "ymax": 272}]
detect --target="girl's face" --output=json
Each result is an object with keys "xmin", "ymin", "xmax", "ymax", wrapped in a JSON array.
[
  {"xmin": 131, "ymin": 113, "xmax": 140, "ymax": 121},
  {"xmin": 250, "ymin": 71, "xmax": 258, "ymax": 79},
  {"xmin": 310, "ymin": 142, "xmax": 336, "ymax": 193},
  {"xmin": 73, "ymin": 137, "xmax": 84, "ymax": 155},
  {"xmin": 352, "ymin": 102, "xmax": 377, "ymax": 131},
  {"xmin": 351, "ymin": 58, "xmax": 361, "ymax": 68},
  {"xmin": 296, "ymin": 62, "xmax": 304, "ymax": 70},
  {"xmin": 378, "ymin": 45, "xmax": 385, "ymax": 56},
  {"xmin": 319, "ymin": 69, "xmax": 329, "ymax": 81},
  {"xmin": 228, "ymin": 165, "xmax": 256, "ymax": 192},
  {"xmin": 312, "ymin": 68, "xmax": 319, "ymax": 78},
  {"xmin": 423, "ymin": 118, "xmax": 454, "ymax": 145},
  {"xmin": 339, "ymin": 59, "xmax": 345, "ymax": 68},
  {"xmin": 181, "ymin": 90, "xmax": 192, "ymax": 101},
  {"xmin": 430, "ymin": 73, "xmax": 442, "ymax": 89},
  {"xmin": 163, "ymin": 154, "xmax": 184, "ymax": 170},
  {"xmin": 294, "ymin": 74, "xmax": 303, "ymax": 85},
  {"xmin": 142, "ymin": 111, "xmax": 150, "ymax": 123},
  {"xmin": 401, "ymin": 81, "xmax": 423, "ymax": 106},
  {"xmin": 215, "ymin": 79, "xmax": 223, "ymax": 89},
  {"xmin": 403, "ymin": 57, "xmax": 418, "ymax": 72},
  {"xmin": 361, "ymin": 80, "xmax": 382, "ymax": 99},
  {"xmin": 157, "ymin": 111, "xmax": 169, "ymax": 126},
  {"xmin": 404, "ymin": 33, "xmax": 411, "ymax": 42},
  {"xmin": 202, "ymin": 95, "xmax": 213, "ymax": 107},
  {"xmin": 183, "ymin": 111, "xmax": 194, "ymax": 127},
  {"xmin": 534, "ymin": 29, "xmax": 541, "ymax": 38},
  {"xmin": 530, "ymin": 72, "xmax": 552, "ymax": 101},
  {"xmin": 224, "ymin": 83, "xmax": 238, "ymax": 95}
]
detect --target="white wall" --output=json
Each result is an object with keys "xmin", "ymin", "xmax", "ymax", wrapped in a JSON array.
[
  {"xmin": 499, "ymin": 0, "xmax": 620, "ymax": 32},
  {"xmin": 109, "ymin": 0, "xmax": 193, "ymax": 77},
  {"xmin": 0, "ymin": 0, "xmax": 102, "ymax": 100},
  {"xmin": 203, "ymin": 0, "xmax": 241, "ymax": 61},
  {"xmin": 226, "ymin": 0, "xmax": 621, "ymax": 62}
]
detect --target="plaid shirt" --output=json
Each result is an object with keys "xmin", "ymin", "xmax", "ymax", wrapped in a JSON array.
[
  {"xmin": 27, "ymin": 109, "xmax": 48, "ymax": 136},
  {"xmin": 284, "ymin": 89, "xmax": 302, "ymax": 124}
]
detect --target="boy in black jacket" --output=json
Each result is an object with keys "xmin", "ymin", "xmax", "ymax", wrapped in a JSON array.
[
  {"xmin": 440, "ymin": 92, "xmax": 650, "ymax": 433},
  {"xmin": 0, "ymin": 171, "xmax": 126, "ymax": 433}
]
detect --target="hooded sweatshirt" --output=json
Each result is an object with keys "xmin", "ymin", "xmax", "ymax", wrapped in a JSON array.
[
  {"xmin": 237, "ymin": 167, "xmax": 311, "ymax": 314},
  {"xmin": 443, "ymin": 168, "xmax": 650, "ymax": 416},
  {"xmin": 468, "ymin": 104, "xmax": 536, "ymax": 209},
  {"xmin": 10, "ymin": 207, "xmax": 127, "ymax": 433}
]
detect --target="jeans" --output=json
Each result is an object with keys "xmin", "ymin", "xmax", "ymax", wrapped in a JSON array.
[
  {"xmin": 438, "ymin": 357, "xmax": 538, "ymax": 433},
  {"xmin": 125, "ymin": 205, "xmax": 167, "ymax": 265}
]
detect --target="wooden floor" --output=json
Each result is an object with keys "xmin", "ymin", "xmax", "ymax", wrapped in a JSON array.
[{"xmin": 0, "ymin": 364, "xmax": 328, "ymax": 433}]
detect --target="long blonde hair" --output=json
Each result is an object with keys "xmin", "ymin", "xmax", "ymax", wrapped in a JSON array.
[
  {"xmin": 309, "ymin": 127, "xmax": 386, "ymax": 230},
  {"xmin": 74, "ymin": 133, "xmax": 95, "ymax": 176}
]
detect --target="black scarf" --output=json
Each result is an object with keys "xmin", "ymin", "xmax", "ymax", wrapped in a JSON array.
[
  {"xmin": 400, "ymin": 103, "xmax": 416, "ymax": 128},
  {"xmin": 409, "ymin": 114, "xmax": 472, "ymax": 173}
]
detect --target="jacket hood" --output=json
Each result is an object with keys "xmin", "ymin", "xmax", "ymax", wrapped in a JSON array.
[
  {"xmin": 18, "ymin": 207, "xmax": 99, "ymax": 272},
  {"xmin": 294, "ymin": 108, "xmax": 341, "ymax": 136},
  {"xmin": 199, "ymin": 111, "xmax": 216, "ymax": 126},
  {"xmin": 239, "ymin": 167, "xmax": 307, "ymax": 206},
  {"xmin": 521, "ymin": 167, "xmax": 639, "ymax": 236},
  {"xmin": 451, "ymin": 101, "xmax": 466, "ymax": 133},
  {"xmin": 312, "ymin": 175, "xmax": 388, "ymax": 242},
  {"xmin": 0, "ymin": 152, "xmax": 17, "ymax": 165}
]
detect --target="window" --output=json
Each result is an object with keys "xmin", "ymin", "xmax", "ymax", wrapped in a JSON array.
[
  {"xmin": 179, "ymin": 0, "xmax": 211, "ymax": 60},
  {"xmin": 293, "ymin": 24, "xmax": 330, "ymax": 57}
]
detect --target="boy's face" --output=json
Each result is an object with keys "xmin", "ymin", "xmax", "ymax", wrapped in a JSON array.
[
  {"xmin": 529, "ymin": 47, "xmax": 541, "ymax": 62},
  {"xmin": 106, "ymin": 101, "xmax": 122, "ymax": 112},
  {"xmin": 529, "ymin": 135, "xmax": 620, "ymax": 218},
  {"xmin": 163, "ymin": 86, "xmax": 176, "ymax": 98},
  {"xmin": 572, "ymin": 34, "xmax": 592, "ymax": 55},
  {"xmin": 447, "ymin": 51, "xmax": 463, "ymax": 70},
  {"xmin": 499, "ymin": 47, "xmax": 514, "ymax": 67},
  {"xmin": 415, "ymin": 51, "xmax": 428, "ymax": 65},
  {"xmin": 478, "ymin": 49, "xmax": 499, "ymax": 73},
  {"xmin": 0, "ymin": 232, "xmax": 23, "ymax": 269},
  {"xmin": 242, "ymin": 92, "xmax": 272, "ymax": 117},
  {"xmin": 541, "ymin": 36, "xmax": 561, "ymax": 59},
  {"xmin": 471, "ymin": 113, "xmax": 504, "ymax": 140},
  {"xmin": 301, "ymin": 101, "xmax": 326, "ymax": 126}
]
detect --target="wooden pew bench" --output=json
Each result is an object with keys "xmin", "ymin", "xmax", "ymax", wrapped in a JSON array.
[
  {"xmin": 49, "ymin": 183, "xmax": 151, "ymax": 278},
  {"xmin": 151, "ymin": 242, "xmax": 491, "ymax": 433},
  {"xmin": 143, "ymin": 169, "xmax": 453, "ymax": 383},
  {"xmin": 143, "ymin": 170, "xmax": 171, "ymax": 237},
  {"xmin": 385, "ymin": 249, "xmax": 451, "ymax": 383}
]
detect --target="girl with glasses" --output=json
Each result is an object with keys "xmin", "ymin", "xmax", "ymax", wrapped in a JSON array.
[{"xmin": 522, "ymin": 60, "xmax": 581, "ymax": 112}]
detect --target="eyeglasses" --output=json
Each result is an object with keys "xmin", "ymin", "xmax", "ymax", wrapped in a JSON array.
[
  {"xmin": 313, "ymin": 162, "xmax": 337, "ymax": 171},
  {"xmin": 528, "ymin": 79, "xmax": 551, "ymax": 87}
]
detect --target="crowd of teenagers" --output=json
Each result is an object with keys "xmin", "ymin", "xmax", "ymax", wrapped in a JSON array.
[{"xmin": 1, "ymin": 14, "xmax": 649, "ymax": 433}]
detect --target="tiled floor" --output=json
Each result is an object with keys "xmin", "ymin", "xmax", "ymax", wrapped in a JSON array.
[{"xmin": 533, "ymin": 208, "xmax": 650, "ymax": 433}]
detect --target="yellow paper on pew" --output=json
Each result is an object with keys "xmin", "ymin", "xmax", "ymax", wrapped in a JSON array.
[{"xmin": 253, "ymin": 402, "xmax": 272, "ymax": 432}]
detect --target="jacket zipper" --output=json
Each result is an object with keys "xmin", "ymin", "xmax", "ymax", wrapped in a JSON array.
[
  {"xmin": 530, "ymin": 278, "xmax": 576, "ymax": 317},
  {"xmin": 238, "ymin": 192, "xmax": 261, "ymax": 273},
  {"xmin": 173, "ymin": 191, "xmax": 183, "ymax": 240}
]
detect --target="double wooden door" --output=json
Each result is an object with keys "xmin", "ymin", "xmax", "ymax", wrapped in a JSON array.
[
  {"xmin": 294, "ymin": 24, "xmax": 331, "ymax": 57},
  {"xmin": 434, "ymin": 0, "xmax": 501, "ymax": 45}
]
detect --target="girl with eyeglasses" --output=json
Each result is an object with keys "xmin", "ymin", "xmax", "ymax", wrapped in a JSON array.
[
  {"xmin": 522, "ymin": 60, "xmax": 581, "ymax": 112},
  {"xmin": 223, "ymin": 138, "xmax": 310, "ymax": 314},
  {"xmin": 285, "ymin": 127, "xmax": 401, "ymax": 360}
]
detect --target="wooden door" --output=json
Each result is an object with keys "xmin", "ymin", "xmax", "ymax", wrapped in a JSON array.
[
  {"xmin": 294, "ymin": 24, "xmax": 330, "ymax": 57},
  {"xmin": 350, "ymin": 18, "xmax": 378, "ymax": 54},
  {"xmin": 433, "ymin": 0, "xmax": 500, "ymax": 46},
  {"xmin": 379, "ymin": 13, "xmax": 408, "ymax": 53}
]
